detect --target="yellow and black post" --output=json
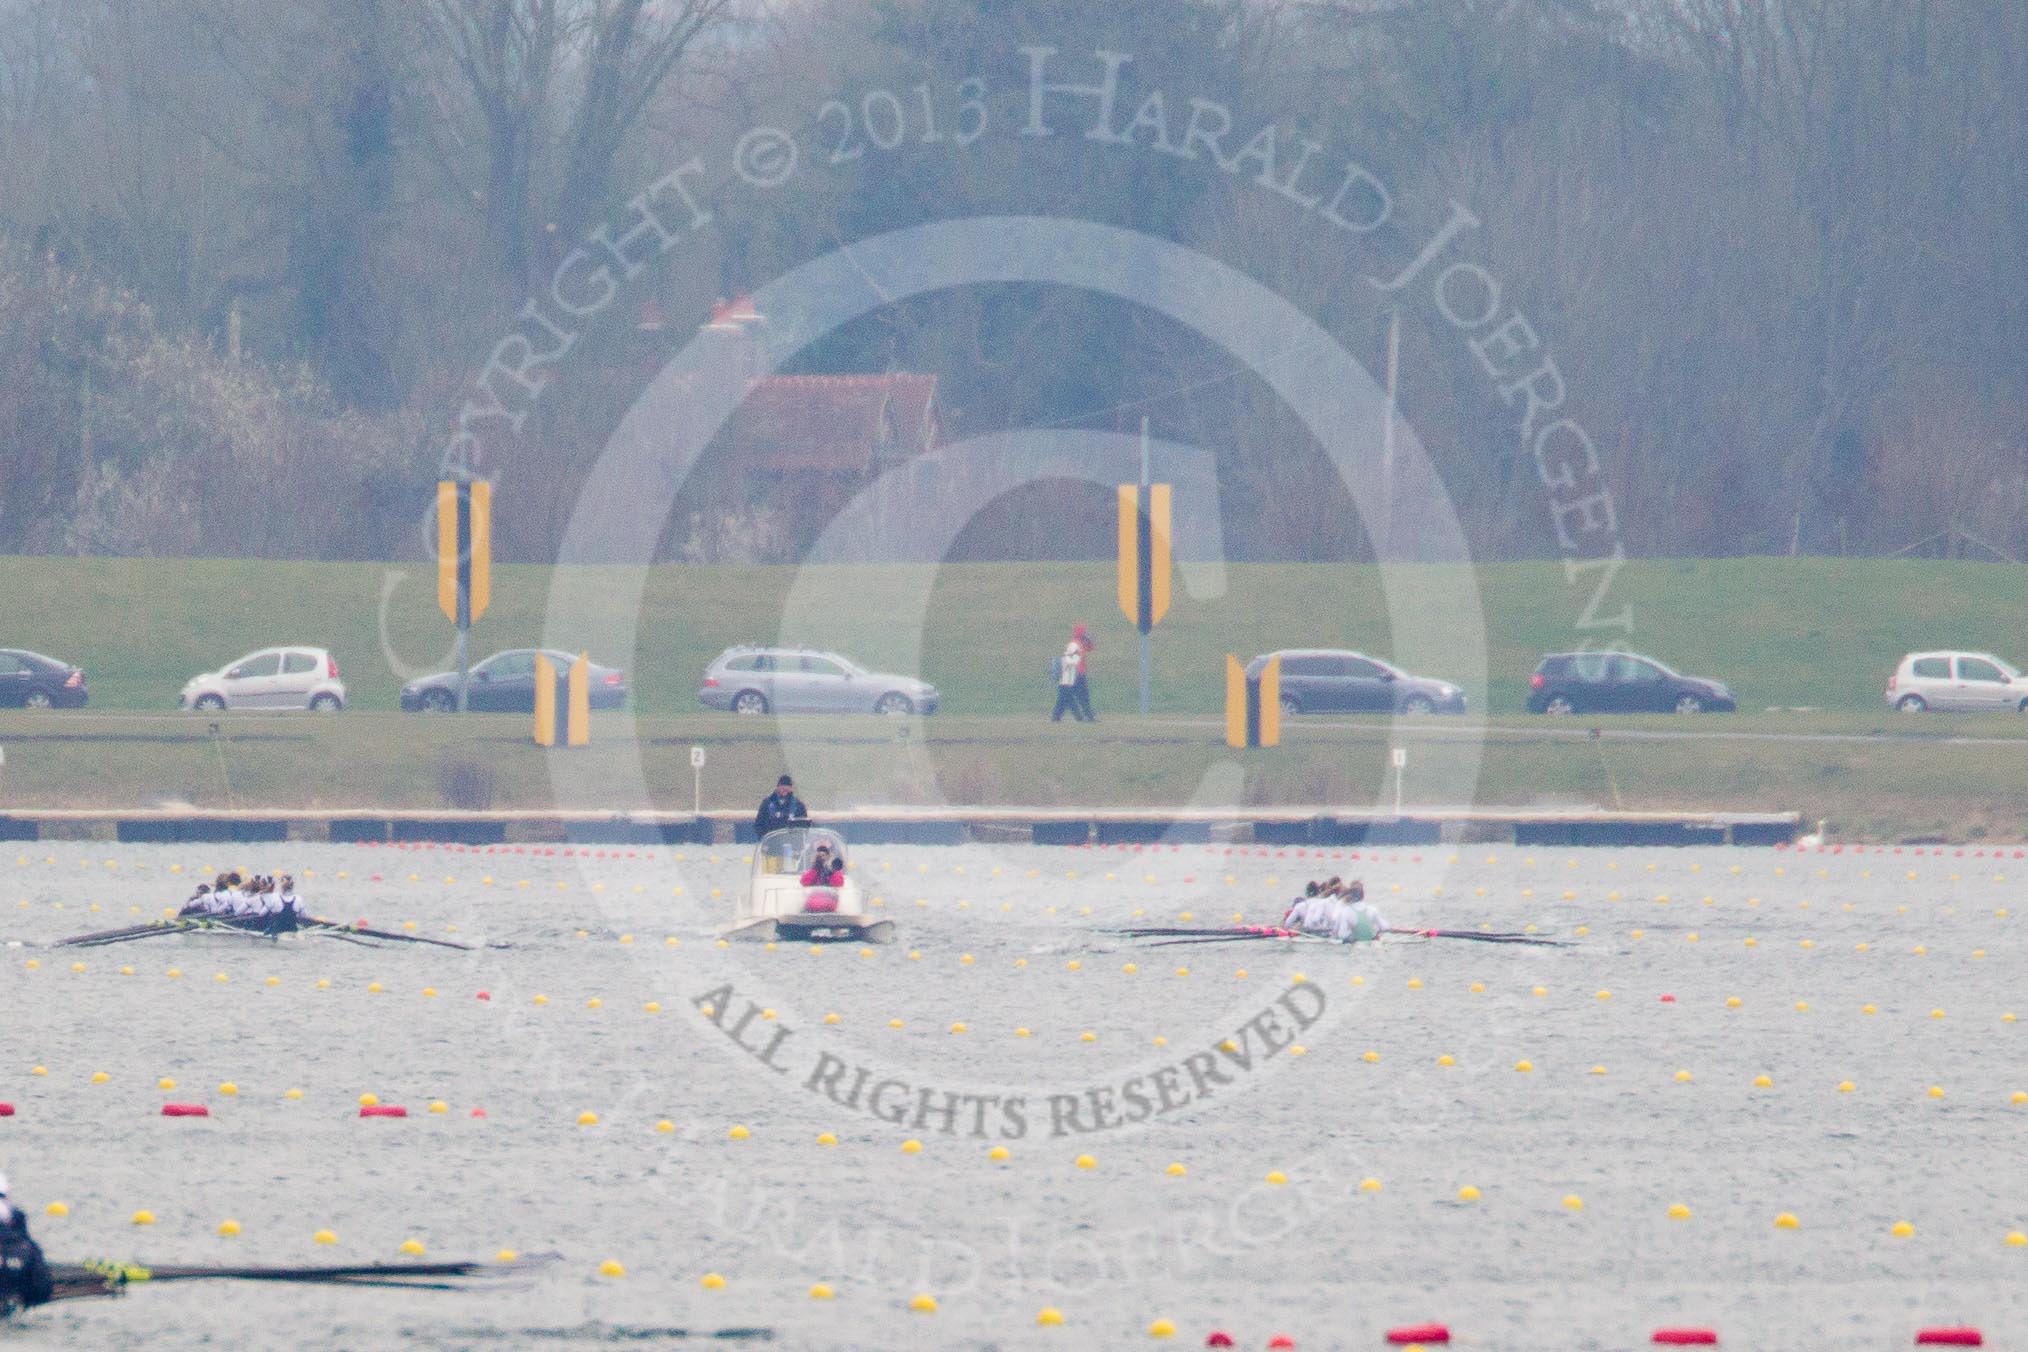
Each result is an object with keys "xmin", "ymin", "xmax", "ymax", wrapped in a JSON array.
[
  {"xmin": 1225, "ymin": 654, "xmax": 1281, "ymax": 748},
  {"xmin": 1117, "ymin": 487, "xmax": 1173, "ymax": 717},
  {"xmin": 566, "ymin": 652, "xmax": 590, "ymax": 748},
  {"xmin": 533, "ymin": 652, "xmax": 557, "ymax": 747},
  {"xmin": 436, "ymin": 477, "xmax": 491, "ymax": 712}
]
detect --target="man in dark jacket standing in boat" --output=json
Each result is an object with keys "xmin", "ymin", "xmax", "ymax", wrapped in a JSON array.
[
  {"xmin": 0, "ymin": 1171, "xmax": 55, "ymax": 1313},
  {"xmin": 754, "ymin": 774, "xmax": 808, "ymax": 840}
]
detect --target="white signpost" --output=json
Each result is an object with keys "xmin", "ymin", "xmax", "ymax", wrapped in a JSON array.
[
  {"xmin": 1391, "ymin": 746, "xmax": 1407, "ymax": 816},
  {"xmin": 690, "ymin": 746, "xmax": 707, "ymax": 815}
]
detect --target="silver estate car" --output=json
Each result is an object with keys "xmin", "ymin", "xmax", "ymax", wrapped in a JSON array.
[{"xmin": 699, "ymin": 646, "xmax": 939, "ymax": 716}]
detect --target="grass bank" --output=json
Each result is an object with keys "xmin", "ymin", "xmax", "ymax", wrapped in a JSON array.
[
  {"xmin": 3, "ymin": 554, "xmax": 2026, "ymax": 716},
  {"xmin": 3, "ymin": 710, "xmax": 2025, "ymax": 843}
]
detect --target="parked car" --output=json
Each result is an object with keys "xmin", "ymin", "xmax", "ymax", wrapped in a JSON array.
[
  {"xmin": 401, "ymin": 649, "xmax": 628, "ymax": 712},
  {"xmin": 1527, "ymin": 651, "xmax": 1735, "ymax": 714},
  {"xmin": 1246, "ymin": 649, "xmax": 1466, "ymax": 715},
  {"xmin": 180, "ymin": 647, "xmax": 345, "ymax": 711},
  {"xmin": 1885, "ymin": 651, "xmax": 2028, "ymax": 712},
  {"xmin": 0, "ymin": 649, "xmax": 88, "ymax": 709},
  {"xmin": 699, "ymin": 646, "xmax": 939, "ymax": 715}
]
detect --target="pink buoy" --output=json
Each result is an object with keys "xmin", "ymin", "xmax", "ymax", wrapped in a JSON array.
[
  {"xmin": 1387, "ymin": 1326, "xmax": 1450, "ymax": 1345},
  {"xmin": 161, "ymin": 1103, "xmax": 210, "ymax": 1117},
  {"xmin": 1915, "ymin": 1331, "xmax": 1983, "ymax": 1347},
  {"xmin": 1652, "ymin": 1331, "xmax": 1717, "ymax": 1345},
  {"xmin": 359, "ymin": 1104, "xmax": 408, "ymax": 1118}
]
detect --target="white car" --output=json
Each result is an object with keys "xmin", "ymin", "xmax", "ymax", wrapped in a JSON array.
[
  {"xmin": 181, "ymin": 647, "xmax": 346, "ymax": 712},
  {"xmin": 1885, "ymin": 650, "xmax": 2028, "ymax": 713}
]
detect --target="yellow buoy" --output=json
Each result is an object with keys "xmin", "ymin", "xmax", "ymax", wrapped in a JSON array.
[
  {"xmin": 700, "ymin": 1272, "xmax": 726, "ymax": 1289},
  {"xmin": 313, "ymin": 1228, "xmax": 338, "ymax": 1244},
  {"xmin": 1456, "ymin": 1185, "xmax": 1481, "ymax": 1201},
  {"xmin": 909, "ymin": 1293, "xmax": 938, "ymax": 1313},
  {"xmin": 1037, "ymin": 1306, "xmax": 1065, "ymax": 1326},
  {"xmin": 1074, "ymin": 1153, "xmax": 1097, "ymax": 1170},
  {"xmin": 599, "ymin": 1259, "xmax": 625, "ymax": 1278},
  {"xmin": 809, "ymin": 1283, "xmax": 834, "ymax": 1299},
  {"xmin": 132, "ymin": 1210, "xmax": 156, "ymax": 1226},
  {"xmin": 728, "ymin": 1124, "xmax": 751, "ymax": 1140}
]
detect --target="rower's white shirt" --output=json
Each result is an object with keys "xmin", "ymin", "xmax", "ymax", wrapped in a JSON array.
[
  {"xmin": 1294, "ymin": 895, "xmax": 1340, "ymax": 933},
  {"xmin": 278, "ymin": 890, "xmax": 303, "ymax": 914},
  {"xmin": 228, "ymin": 890, "xmax": 261, "ymax": 917},
  {"xmin": 207, "ymin": 889, "xmax": 239, "ymax": 915}
]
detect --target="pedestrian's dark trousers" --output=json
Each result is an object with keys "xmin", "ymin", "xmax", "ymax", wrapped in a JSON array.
[
  {"xmin": 1051, "ymin": 685, "xmax": 1080, "ymax": 721},
  {"xmin": 1072, "ymin": 675, "xmax": 1095, "ymax": 721}
]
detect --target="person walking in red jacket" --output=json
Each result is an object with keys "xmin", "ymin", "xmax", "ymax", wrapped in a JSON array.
[{"xmin": 1070, "ymin": 622, "xmax": 1096, "ymax": 722}]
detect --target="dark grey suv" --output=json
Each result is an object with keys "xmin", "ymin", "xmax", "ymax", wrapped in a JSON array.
[{"xmin": 1246, "ymin": 650, "xmax": 1467, "ymax": 716}]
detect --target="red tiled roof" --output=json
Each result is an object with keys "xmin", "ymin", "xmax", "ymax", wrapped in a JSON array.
[{"xmin": 729, "ymin": 373, "xmax": 938, "ymax": 473}]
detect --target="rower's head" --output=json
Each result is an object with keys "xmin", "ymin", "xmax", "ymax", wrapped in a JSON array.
[
  {"xmin": 1304, "ymin": 881, "xmax": 1320, "ymax": 897},
  {"xmin": 280, "ymin": 875, "xmax": 294, "ymax": 891},
  {"xmin": 227, "ymin": 871, "xmax": 243, "ymax": 887},
  {"xmin": 195, "ymin": 884, "xmax": 210, "ymax": 895},
  {"xmin": 1348, "ymin": 880, "xmax": 1366, "ymax": 902},
  {"xmin": 775, "ymin": 774, "xmax": 795, "ymax": 797}
]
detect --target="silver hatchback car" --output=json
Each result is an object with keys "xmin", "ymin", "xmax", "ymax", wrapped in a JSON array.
[
  {"xmin": 1885, "ymin": 651, "xmax": 2028, "ymax": 712},
  {"xmin": 699, "ymin": 646, "xmax": 939, "ymax": 716}
]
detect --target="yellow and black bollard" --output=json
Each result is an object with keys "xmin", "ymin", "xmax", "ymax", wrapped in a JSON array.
[
  {"xmin": 1224, "ymin": 655, "xmax": 1281, "ymax": 748},
  {"xmin": 533, "ymin": 653, "xmax": 590, "ymax": 748}
]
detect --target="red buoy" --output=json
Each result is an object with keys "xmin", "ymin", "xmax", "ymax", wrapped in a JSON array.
[
  {"xmin": 469, "ymin": 1108, "xmax": 487, "ymax": 1118},
  {"xmin": 1388, "ymin": 1327, "xmax": 1450, "ymax": 1345},
  {"xmin": 1915, "ymin": 1331, "xmax": 1983, "ymax": 1347},
  {"xmin": 0, "ymin": 1102, "xmax": 16, "ymax": 1116},
  {"xmin": 161, "ymin": 1103, "xmax": 210, "ymax": 1117},
  {"xmin": 1267, "ymin": 1337, "xmax": 1296, "ymax": 1350},
  {"xmin": 1652, "ymin": 1331, "xmax": 1718, "ymax": 1345},
  {"xmin": 1204, "ymin": 1334, "xmax": 1234, "ymax": 1348},
  {"xmin": 359, "ymin": 1104, "xmax": 408, "ymax": 1118}
]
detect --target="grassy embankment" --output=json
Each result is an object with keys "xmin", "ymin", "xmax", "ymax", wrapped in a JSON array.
[{"xmin": 1, "ymin": 555, "xmax": 2024, "ymax": 838}]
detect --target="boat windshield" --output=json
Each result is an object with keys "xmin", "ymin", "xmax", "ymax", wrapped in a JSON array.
[{"xmin": 753, "ymin": 827, "xmax": 849, "ymax": 878}]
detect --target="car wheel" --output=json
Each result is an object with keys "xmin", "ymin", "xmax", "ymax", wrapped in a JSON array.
[
  {"xmin": 23, "ymin": 690, "xmax": 52, "ymax": 709},
  {"xmin": 1674, "ymin": 694, "xmax": 1704, "ymax": 715},
  {"xmin": 875, "ymin": 693, "xmax": 915, "ymax": 716},
  {"xmin": 1278, "ymin": 694, "xmax": 1301, "ymax": 717},
  {"xmin": 1896, "ymin": 695, "xmax": 1927, "ymax": 713},
  {"xmin": 194, "ymin": 694, "xmax": 226, "ymax": 711},
  {"xmin": 310, "ymin": 693, "xmax": 342, "ymax": 712},
  {"xmin": 421, "ymin": 688, "xmax": 456, "ymax": 713},
  {"xmin": 1543, "ymin": 695, "xmax": 1576, "ymax": 715},
  {"xmin": 1401, "ymin": 694, "xmax": 1435, "ymax": 716},
  {"xmin": 732, "ymin": 690, "xmax": 769, "ymax": 715}
]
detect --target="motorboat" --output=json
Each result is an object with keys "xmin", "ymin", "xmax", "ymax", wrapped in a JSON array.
[{"xmin": 721, "ymin": 825, "xmax": 894, "ymax": 943}]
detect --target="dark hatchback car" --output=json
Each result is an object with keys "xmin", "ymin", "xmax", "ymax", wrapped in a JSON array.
[
  {"xmin": 1527, "ymin": 651, "xmax": 1735, "ymax": 714},
  {"xmin": 400, "ymin": 649, "xmax": 627, "ymax": 712},
  {"xmin": 0, "ymin": 649, "xmax": 88, "ymax": 708},
  {"xmin": 1247, "ymin": 649, "xmax": 1467, "ymax": 715}
]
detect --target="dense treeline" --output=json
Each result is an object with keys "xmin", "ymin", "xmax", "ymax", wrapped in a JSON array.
[{"xmin": 0, "ymin": 0, "xmax": 2021, "ymax": 564}]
